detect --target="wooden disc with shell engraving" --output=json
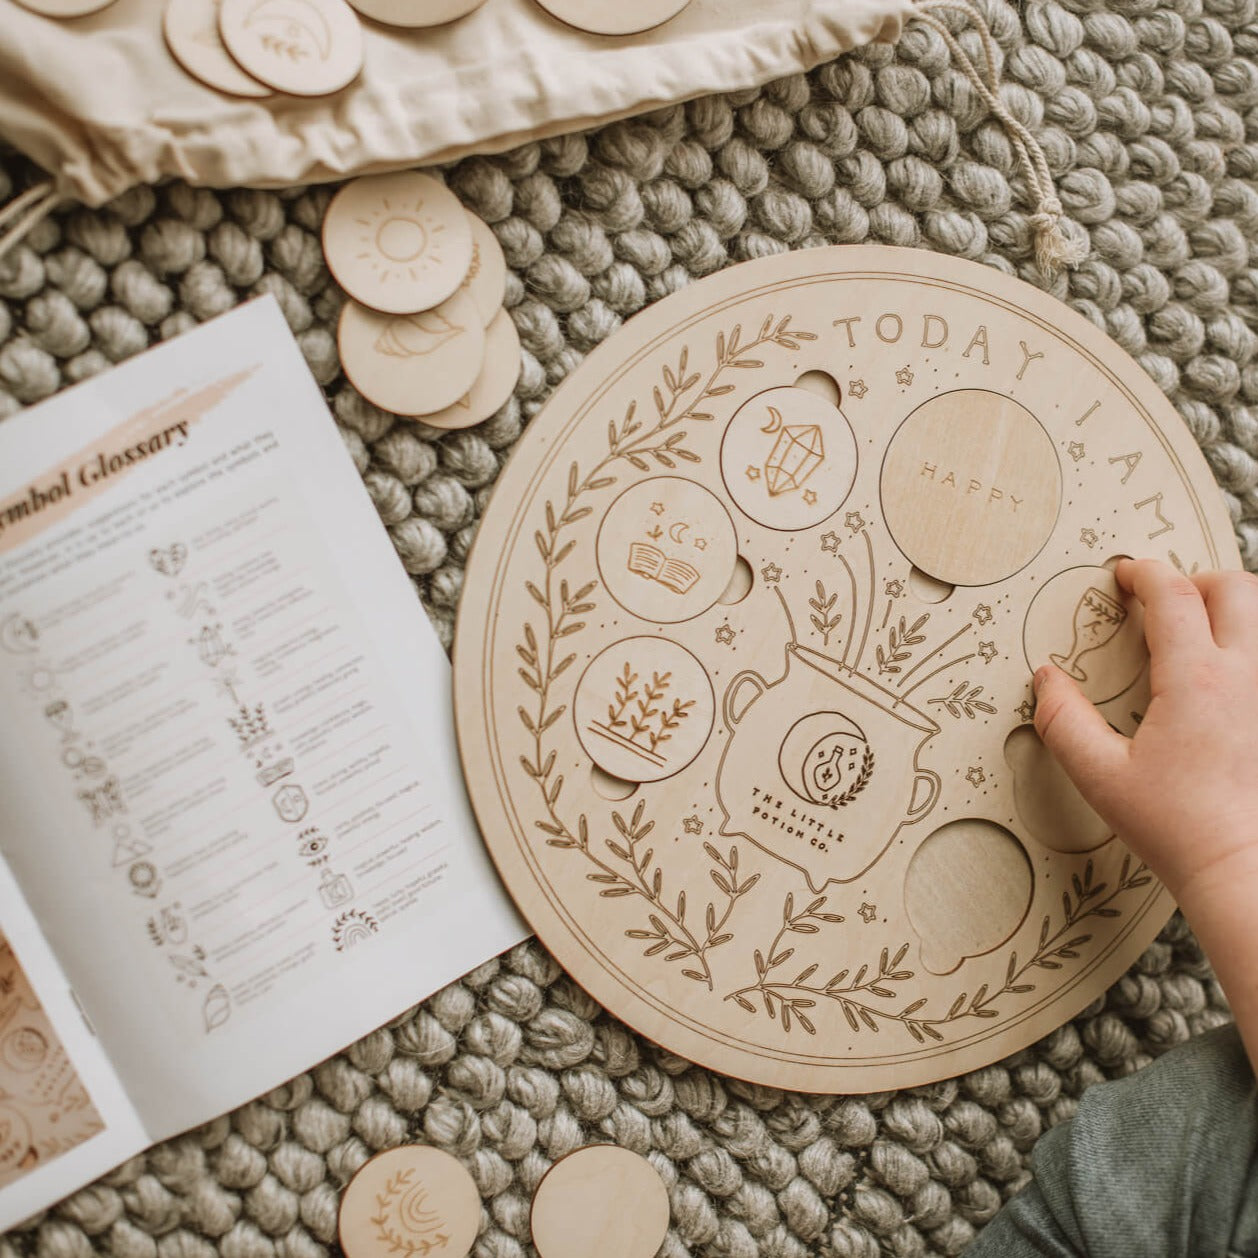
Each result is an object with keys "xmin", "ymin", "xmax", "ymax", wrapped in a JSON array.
[
  {"xmin": 454, "ymin": 244, "xmax": 1240, "ymax": 1092},
  {"xmin": 164, "ymin": 0, "xmax": 273, "ymax": 98},
  {"xmin": 339, "ymin": 1146, "xmax": 480, "ymax": 1258},
  {"xmin": 323, "ymin": 172, "xmax": 474, "ymax": 315},
  {"xmin": 338, "ymin": 290, "xmax": 485, "ymax": 416},
  {"xmin": 531, "ymin": 1146, "xmax": 670, "ymax": 1258},
  {"xmin": 410, "ymin": 308, "xmax": 520, "ymax": 430},
  {"xmin": 218, "ymin": 0, "xmax": 363, "ymax": 96}
]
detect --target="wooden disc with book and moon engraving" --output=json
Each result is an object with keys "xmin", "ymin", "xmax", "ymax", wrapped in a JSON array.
[{"xmin": 454, "ymin": 244, "xmax": 1240, "ymax": 1092}]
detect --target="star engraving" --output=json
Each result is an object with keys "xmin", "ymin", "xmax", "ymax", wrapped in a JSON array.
[
  {"xmin": 978, "ymin": 641, "xmax": 997, "ymax": 663},
  {"xmin": 848, "ymin": 379, "xmax": 868, "ymax": 399},
  {"xmin": 682, "ymin": 816, "xmax": 703, "ymax": 835},
  {"xmin": 1017, "ymin": 699, "xmax": 1036, "ymax": 723},
  {"xmin": 972, "ymin": 603, "xmax": 993, "ymax": 625},
  {"xmin": 802, "ymin": 488, "xmax": 818, "ymax": 506},
  {"xmin": 715, "ymin": 623, "xmax": 735, "ymax": 646},
  {"xmin": 761, "ymin": 562, "xmax": 783, "ymax": 584},
  {"xmin": 885, "ymin": 579, "xmax": 904, "ymax": 597},
  {"xmin": 1080, "ymin": 527, "xmax": 1098, "ymax": 548},
  {"xmin": 820, "ymin": 531, "xmax": 840, "ymax": 553},
  {"xmin": 895, "ymin": 365, "xmax": 914, "ymax": 386},
  {"xmin": 965, "ymin": 766, "xmax": 987, "ymax": 788},
  {"xmin": 845, "ymin": 511, "xmax": 866, "ymax": 533},
  {"xmin": 1068, "ymin": 440, "xmax": 1086, "ymax": 462},
  {"xmin": 858, "ymin": 902, "xmax": 877, "ymax": 924},
  {"xmin": 745, "ymin": 465, "xmax": 761, "ymax": 482},
  {"xmin": 650, "ymin": 501, "xmax": 665, "ymax": 515},
  {"xmin": 694, "ymin": 537, "xmax": 708, "ymax": 551}
]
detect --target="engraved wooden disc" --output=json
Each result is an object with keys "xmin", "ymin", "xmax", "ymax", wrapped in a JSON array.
[
  {"xmin": 461, "ymin": 214, "xmax": 508, "ymax": 328},
  {"xmin": 347, "ymin": 0, "xmax": 486, "ymax": 28},
  {"xmin": 218, "ymin": 0, "xmax": 363, "ymax": 96},
  {"xmin": 323, "ymin": 173, "xmax": 475, "ymax": 315},
  {"xmin": 531, "ymin": 0, "xmax": 690, "ymax": 35},
  {"xmin": 454, "ymin": 245, "xmax": 1240, "ymax": 1091},
  {"xmin": 339, "ymin": 1146, "xmax": 480, "ymax": 1258},
  {"xmin": 530, "ymin": 1146, "xmax": 670, "ymax": 1258},
  {"xmin": 164, "ymin": 0, "xmax": 274, "ymax": 98},
  {"xmin": 409, "ymin": 308, "xmax": 520, "ymax": 430},
  {"xmin": 338, "ymin": 290, "xmax": 486, "ymax": 416},
  {"xmin": 13, "ymin": 0, "xmax": 116, "ymax": 16}
]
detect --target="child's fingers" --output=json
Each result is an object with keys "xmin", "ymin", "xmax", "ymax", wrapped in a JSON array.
[
  {"xmin": 1116, "ymin": 558, "xmax": 1214, "ymax": 662},
  {"xmin": 1033, "ymin": 665, "xmax": 1129, "ymax": 807},
  {"xmin": 1191, "ymin": 570, "xmax": 1258, "ymax": 650}
]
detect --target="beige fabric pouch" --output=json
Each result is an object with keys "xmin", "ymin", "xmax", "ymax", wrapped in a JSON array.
[{"xmin": 0, "ymin": 0, "xmax": 912, "ymax": 208}]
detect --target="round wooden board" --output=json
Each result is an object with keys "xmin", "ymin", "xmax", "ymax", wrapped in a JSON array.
[{"xmin": 454, "ymin": 245, "xmax": 1240, "ymax": 1092}]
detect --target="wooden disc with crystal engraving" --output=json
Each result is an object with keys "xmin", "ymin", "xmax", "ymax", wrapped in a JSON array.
[{"xmin": 454, "ymin": 244, "xmax": 1240, "ymax": 1092}]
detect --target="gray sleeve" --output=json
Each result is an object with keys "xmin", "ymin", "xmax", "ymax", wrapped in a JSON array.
[{"xmin": 964, "ymin": 1023, "xmax": 1258, "ymax": 1258}]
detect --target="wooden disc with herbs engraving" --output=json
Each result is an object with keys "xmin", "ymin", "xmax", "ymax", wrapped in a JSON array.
[
  {"xmin": 339, "ymin": 1147, "xmax": 480, "ymax": 1258},
  {"xmin": 454, "ymin": 244, "xmax": 1239, "ymax": 1092},
  {"xmin": 218, "ymin": 0, "xmax": 363, "ymax": 96}
]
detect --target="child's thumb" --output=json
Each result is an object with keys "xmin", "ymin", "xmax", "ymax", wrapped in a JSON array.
[{"xmin": 1032, "ymin": 665, "xmax": 1129, "ymax": 804}]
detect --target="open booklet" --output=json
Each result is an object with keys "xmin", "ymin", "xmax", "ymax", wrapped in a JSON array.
[{"xmin": 0, "ymin": 297, "xmax": 527, "ymax": 1230}]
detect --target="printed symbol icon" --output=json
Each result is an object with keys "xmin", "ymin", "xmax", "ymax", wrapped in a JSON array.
[
  {"xmin": 169, "ymin": 949, "xmax": 210, "ymax": 984},
  {"xmin": 169, "ymin": 582, "xmax": 213, "ymax": 619},
  {"xmin": 112, "ymin": 826, "xmax": 152, "ymax": 867},
  {"xmin": 256, "ymin": 756, "xmax": 294, "ymax": 787},
  {"xmin": 332, "ymin": 909, "xmax": 379, "ymax": 951},
  {"xmin": 203, "ymin": 984, "xmax": 231, "ymax": 1032},
  {"xmin": 760, "ymin": 408, "xmax": 825, "ymax": 498},
  {"xmin": 272, "ymin": 784, "xmax": 309, "ymax": 823},
  {"xmin": 0, "ymin": 1027, "xmax": 48, "ymax": 1074},
  {"xmin": 375, "ymin": 310, "xmax": 464, "ymax": 359},
  {"xmin": 44, "ymin": 699, "xmax": 73, "ymax": 736},
  {"xmin": 146, "ymin": 904, "xmax": 189, "ymax": 947},
  {"xmin": 298, "ymin": 827, "xmax": 329, "ymax": 863},
  {"xmin": 318, "ymin": 867, "xmax": 354, "ymax": 909},
  {"xmin": 193, "ymin": 624, "xmax": 234, "ymax": 668},
  {"xmin": 575, "ymin": 638, "xmax": 715, "ymax": 784},
  {"xmin": 1050, "ymin": 587, "xmax": 1127, "ymax": 681},
  {"xmin": 20, "ymin": 664, "xmax": 58, "ymax": 696},
  {"xmin": 129, "ymin": 861, "xmax": 161, "ymax": 898},
  {"xmin": 62, "ymin": 744, "xmax": 106, "ymax": 779},
  {"xmin": 243, "ymin": 0, "xmax": 330, "ymax": 59},
  {"xmin": 0, "ymin": 614, "xmax": 38, "ymax": 655},
  {"xmin": 778, "ymin": 713, "xmax": 874, "ymax": 809},
  {"xmin": 596, "ymin": 477, "xmax": 738, "ymax": 624},
  {"xmin": 149, "ymin": 544, "xmax": 188, "ymax": 577},
  {"xmin": 720, "ymin": 386, "xmax": 857, "ymax": 531},
  {"xmin": 78, "ymin": 777, "xmax": 125, "ymax": 826},
  {"xmin": 229, "ymin": 703, "xmax": 272, "ymax": 749}
]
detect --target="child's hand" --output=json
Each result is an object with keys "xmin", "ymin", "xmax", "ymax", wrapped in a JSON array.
[{"xmin": 1033, "ymin": 558, "xmax": 1258, "ymax": 904}]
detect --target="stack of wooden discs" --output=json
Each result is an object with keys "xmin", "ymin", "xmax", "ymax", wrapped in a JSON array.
[{"xmin": 323, "ymin": 171, "xmax": 520, "ymax": 431}]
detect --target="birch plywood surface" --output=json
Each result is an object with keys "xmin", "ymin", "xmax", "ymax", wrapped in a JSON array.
[{"xmin": 453, "ymin": 245, "xmax": 1240, "ymax": 1092}]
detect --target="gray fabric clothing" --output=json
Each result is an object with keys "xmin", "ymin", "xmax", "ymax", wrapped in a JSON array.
[{"xmin": 967, "ymin": 1025, "xmax": 1258, "ymax": 1258}]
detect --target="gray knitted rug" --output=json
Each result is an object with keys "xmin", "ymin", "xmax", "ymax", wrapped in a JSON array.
[{"xmin": 1, "ymin": 0, "xmax": 1254, "ymax": 1251}]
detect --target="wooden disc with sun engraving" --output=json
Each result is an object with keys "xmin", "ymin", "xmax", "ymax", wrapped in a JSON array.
[
  {"xmin": 339, "ymin": 1147, "xmax": 480, "ymax": 1258},
  {"xmin": 454, "ymin": 244, "xmax": 1240, "ymax": 1092},
  {"xmin": 322, "ymin": 173, "xmax": 474, "ymax": 314}
]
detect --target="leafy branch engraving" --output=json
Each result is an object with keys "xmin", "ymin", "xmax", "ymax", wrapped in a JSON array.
[
  {"xmin": 876, "ymin": 613, "xmax": 930, "ymax": 676},
  {"xmin": 808, "ymin": 581, "xmax": 842, "ymax": 647},
  {"xmin": 515, "ymin": 315, "xmax": 814, "ymax": 988},
  {"xmin": 927, "ymin": 681, "xmax": 997, "ymax": 720},
  {"xmin": 370, "ymin": 1169, "xmax": 450, "ymax": 1257},
  {"xmin": 725, "ymin": 857, "xmax": 1152, "ymax": 1040}
]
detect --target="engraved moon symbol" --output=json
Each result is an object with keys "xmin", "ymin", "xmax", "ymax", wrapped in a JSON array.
[
  {"xmin": 759, "ymin": 405, "xmax": 783, "ymax": 434},
  {"xmin": 244, "ymin": 0, "xmax": 332, "ymax": 58},
  {"xmin": 668, "ymin": 522, "xmax": 690, "ymax": 544},
  {"xmin": 398, "ymin": 1184, "xmax": 443, "ymax": 1235}
]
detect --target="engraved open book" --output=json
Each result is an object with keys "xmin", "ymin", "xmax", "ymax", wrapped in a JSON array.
[
  {"xmin": 0, "ymin": 299, "xmax": 524, "ymax": 1229},
  {"xmin": 627, "ymin": 541, "xmax": 701, "ymax": 594}
]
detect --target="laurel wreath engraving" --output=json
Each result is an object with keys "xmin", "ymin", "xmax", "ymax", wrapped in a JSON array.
[
  {"xmin": 515, "ymin": 316, "xmax": 815, "ymax": 988},
  {"xmin": 726, "ymin": 856, "xmax": 1151, "ymax": 1041},
  {"xmin": 829, "ymin": 743, "xmax": 874, "ymax": 808},
  {"xmin": 370, "ymin": 1170, "xmax": 450, "ymax": 1258}
]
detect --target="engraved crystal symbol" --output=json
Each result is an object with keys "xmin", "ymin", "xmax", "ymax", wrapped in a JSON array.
[{"xmin": 764, "ymin": 419, "xmax": 824, "ymax": 497}]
